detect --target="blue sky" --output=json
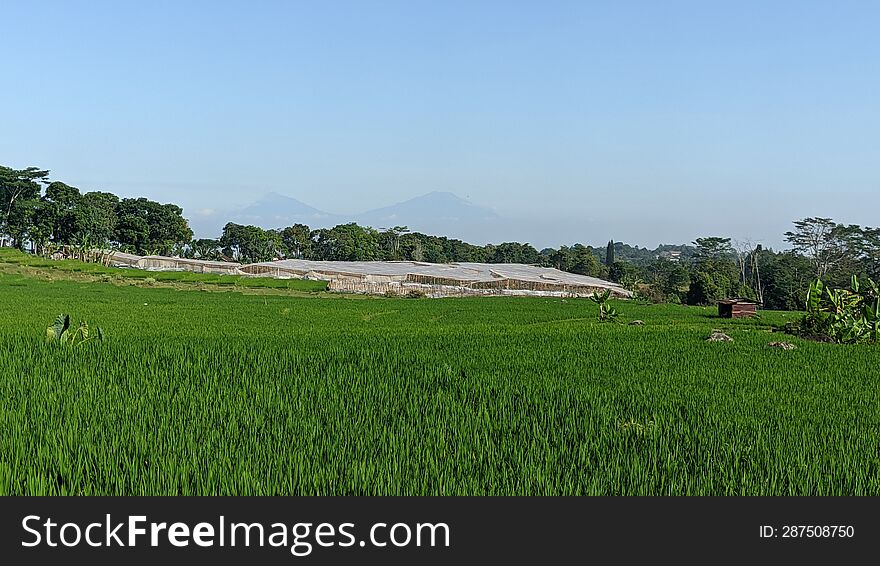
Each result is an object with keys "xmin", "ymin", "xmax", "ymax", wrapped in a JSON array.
[{"xmin": 2, "ymin": 1, "xmax": 878, "ymax": 248}]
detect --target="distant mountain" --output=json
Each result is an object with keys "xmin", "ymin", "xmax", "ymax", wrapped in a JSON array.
[
  {"xmin": 233, "ymin": 192, "xmax": 340, "ymax": 227},
  {"xmin": 189, "ymin": 190, "xmax": 504, "ymax": 243},
  {"xmin": 356, "ymin": 191, "xmax": 500, "ymax": 234}
]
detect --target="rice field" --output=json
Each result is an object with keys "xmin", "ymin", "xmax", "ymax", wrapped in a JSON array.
[
  {"xmin": 2, "ymin": 260, "xmax": 879, "ymax": 495},
  {"xmin": 0, "ymin": 249, "xmax": 328, "ymax": 291}
]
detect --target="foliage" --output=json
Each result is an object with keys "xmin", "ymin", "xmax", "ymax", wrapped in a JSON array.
[
  {"xmin": 686, "ymin": 270, "xmax": 732, "ymax": 306},
  {"xmin": 793, "ymin": 276, "xmax": 880, "ymax": 344},
  {"xmin": 220, "ymin": 223, "xmax": 281, "ymax": 263},
  {"xmin": 589, "ymin": 289, "xmax": 620, "ymax": 322},
  {"xmin": 548, "ymin": 244, "xmax": 608, "ymax": 278},
  {"xmin": 0, "ymin": 165, "xmax": 50, "ymax": 249},
  {"xmin": 647, "ymin": 260, "xmax": 690, "ymax": 303},
  {"xmin": 693, "ymin": 237, "xmax": 733, "ymax": 261},
  {"xmin": 608, "ymin": 260, "xmax": 638, "ymax": 285},
  {"xmin": 784, "ymin": 217, "xmax": 852, "ymax": 279},
  {"xmin": 486, "ymin": 242, "xmax": 543, "ymax": 265},
  {"xmin": 757, "ymin": 250, "xmax": 814, "ymax": 311},
  {"xmin": 8, "ymin": 162, "xmax": 880, "ymax": 315},
  {"xmin": 309, "ymin": 223, "xmax": 381, "ymax": 261},
  {"xmin": 45, "ymin": 313, "xmax": 104, "ymax": 346},
  {"xmin": 279, "ymin": 224, "xmax": 312, "ymax": 260},
  {"xmin": 114, "ymin": 198, "xmax": 193, "ymax": 255}
]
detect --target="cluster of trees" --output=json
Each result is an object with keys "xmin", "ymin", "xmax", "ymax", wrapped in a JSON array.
[
  {"xmin": 5, "ymin": 165, "xmax": 879, "ymax": 312},
  {"xmin": 612, "ymin": 219, "xmax": 880, "ymax": 310},
  {"xmin": 0, "ymin": 166, "xmax": 191, "ymax": 255},
  {"xmin": 209, "ymin": 221, "xmax": 609, "ymax": 275},
  {"xmin": 211, "ymin": 217, "xmax": 880, "ymax": 313}
]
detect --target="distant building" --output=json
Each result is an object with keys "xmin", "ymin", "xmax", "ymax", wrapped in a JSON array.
[{"xmin": 658, "ymin": 250, "xmax": 682, "ymax": 263}]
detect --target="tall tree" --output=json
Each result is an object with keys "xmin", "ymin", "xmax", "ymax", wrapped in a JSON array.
[
  {"xmin": 853, "ymin": 227, "xmax": 880, "ymax": 280},
  {"xmin": 220, "ymin": 223, "xmax": 276, "ymax": 263},
  {"xmin": 694, "ymin": 237, "xmax": 733, "ymax": 261},
  {"xmin": 76, "ymin": 191, "xmax": 119, "ymax": 244},
  {"xmin": 605, "ymin": 240, "xmax": 615, "ymax": 266},
  {"xmin": 114, "ymin": 198, "xmax": 192, "ymax": 254},
  {"xmin": 43, "ymin": 181, "xmax": 82, "ymax": 244},
  {"xmin": 688, "ymin": 236, "xmax": 739, "ymax": 304},
  {"xmin": 488, "ymin": 242, "xmax": 542, "ymax": 264},
  {"xmin": 0, "ymin": 166, "xmax": 49, "ymax": 247},
  {"xmin": 280, "ymin": 223, "xmax": 312, "ymax": 259},
  {"xmin": 784, "ymin": 217, "xmax": 852, "ymax": 278},
  {"xmin": 310, "ymin": 223, "xmax": 380, "ymax": 261},
  {"xmin": 381, "ymin": 225, "xmax": 409, "ymax": 260}
]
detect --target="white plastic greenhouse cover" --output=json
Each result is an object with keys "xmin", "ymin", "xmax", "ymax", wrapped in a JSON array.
[{"xmin": 241, "ymin": 259, "xmax": 632, "ymax": 296}]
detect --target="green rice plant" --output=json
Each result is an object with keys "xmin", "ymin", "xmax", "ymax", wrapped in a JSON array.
[{"xmin": 1, "ymin": 271, "xmax": 879, "ymax": 495}]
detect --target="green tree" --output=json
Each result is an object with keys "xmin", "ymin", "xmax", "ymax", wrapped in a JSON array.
[
  {"xmin": 188, "ymin": 238, "xmax": 222, "ymax": 260},
  {"xmin": 569, "ymin": 244, "xmax": 608, "ymax": 277},
  {"xmin": 758, "ymin": 250, "xmax": 814, "ymax": 311},
  {"xmin": 280, "ymin": 223, "xmax": 312, "ymax": 259},
  {"xmin": 114, "ymin": 198, "xmax": 192, "ymax": 254},
  {"xmin": 650, "ymin": 260, "xmax": 691, "ymax": 301},
  {"xmin": 687, "ymin": 236, "xmax": 739, "ymax": 304},
  {"xmin": 311, "ymin": 223, "xmax": 380, "ymax": 261},
  {"xmin": 488, "ymin": 242, "xmax": 542, "ymax": 264},
  {"xmin": 220, "ymin": 223, "xmax": 277, "ymax": 263},
  {"xmin": 43, "ymin": 181, "xmax": 82, "ymax": 244},
  {"xmin": 853, "ymin": 226, "xmax": 880, "ymax": 281},
  {"xmin": 0, "ymin": 165, "xmax": 49, "ymax": 248},
  {"xmin": 605, "ymin": 240, "xmax": 615, "ymax": 266},
  {"xmin": 75, "ymin": 192, "xmax": 119, "ymax": 245},
  {"xmin": 694, "ymin": 236, "xmax": 734, "ymax": 261},
  {"xmin": 784, "ymin": 217, "xmax": 853, "ymax": 279},
  {"xmin": 29, "ymin": 199, "xmax": 56, "ymax": 255},
  {"xmin": 608, "ymin": 260, "xmax": 637, "ymax": 284},
  {"xmin": 379, "ymin": 225, "xmax": 410, "ymax": 260}
]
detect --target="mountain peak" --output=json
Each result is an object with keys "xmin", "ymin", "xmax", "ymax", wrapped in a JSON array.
[{"xmin": 192, "ymin": 190, "xmax": 502, "ymax": 242}]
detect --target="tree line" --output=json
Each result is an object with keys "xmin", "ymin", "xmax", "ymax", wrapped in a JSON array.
[
  {"xmin": 3, "ymin": 164, "xmax": 878, "ymax": 310},
  {"xmin": 0, "ymin": 165, "xmax": 191, "ymax": 255}
]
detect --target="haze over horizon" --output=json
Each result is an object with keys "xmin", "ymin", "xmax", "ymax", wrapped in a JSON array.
[{"xmin": 2, "ymin": 1, "xmax": 878, "ymax": 250}]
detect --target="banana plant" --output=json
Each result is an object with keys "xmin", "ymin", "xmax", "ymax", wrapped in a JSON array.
[
  {"xmin": 800, "ymin": 276, "xmax": 880, "ymax": 344},
  {"xmin": 590, "ymin": 289, "xmax": 620, "ymax": 322}
]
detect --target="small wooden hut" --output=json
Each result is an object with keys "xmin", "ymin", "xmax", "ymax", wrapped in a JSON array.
[{"xmin": 718, "ymin": 298, "xmax": 758, "ymax": 319}]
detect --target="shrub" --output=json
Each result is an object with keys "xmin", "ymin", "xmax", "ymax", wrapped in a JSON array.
[
  {"xmin": 789, "ymin": 276, "xmax": 880, "ymax": 344},
  {"xmin": 589, "ymin": 289, "xmax": 620, "ymax": 322},
  {"xmin": 45, "ymin": 314, "xmax": 105, "ymax": 346}
]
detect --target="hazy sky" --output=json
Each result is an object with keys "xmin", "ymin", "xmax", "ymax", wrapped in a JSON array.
[{"xmin": 2, "ymin": 1, "xmax": 878, "ymax": 249}]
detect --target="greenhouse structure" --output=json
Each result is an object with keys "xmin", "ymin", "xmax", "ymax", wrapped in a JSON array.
[
  {"xmin": 102, "ymin": 253, "xmax": 631, "ymax": 298},
  {"xmin": 239, "ymin": 259, "xmax": 632, "ymax": 298}
]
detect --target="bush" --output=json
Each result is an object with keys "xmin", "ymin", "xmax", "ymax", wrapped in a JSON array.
[
  {"xmin": 405, "ymin": 289, "xmax": 426, "ymax": 299},
  {"xmin": 686, "ymin": 271, "xmax": 727, "ymax": 305},
  {"xmin": 589, "ymin": 289, "xmax": 619, "ymax": 322},
  {"xmin": 789, "ymin": 276, "xmax": 880, "ymax": 344}
]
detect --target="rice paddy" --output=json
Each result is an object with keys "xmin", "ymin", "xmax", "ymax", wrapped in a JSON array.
[{"xmin": 2, "ymin": 257, "xmax": 879, "ymax": 495}]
